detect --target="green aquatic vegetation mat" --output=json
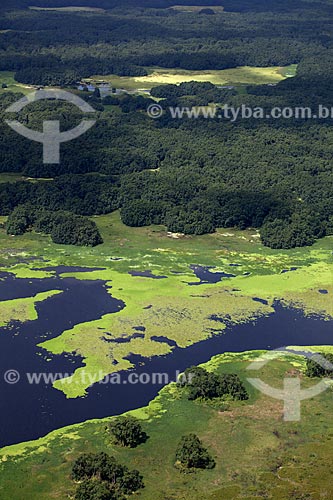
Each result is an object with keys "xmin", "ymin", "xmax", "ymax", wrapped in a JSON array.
[
  {"xmin": 0, "ymin": 211, "xmax": 332, "ymax": 397},
  {"xmin": 0, "ymin": 290, "xmax": 62, "ymax": 327}
]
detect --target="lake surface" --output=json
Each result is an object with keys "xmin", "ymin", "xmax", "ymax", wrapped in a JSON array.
[{"xmin": 0, "ymin": 270, "xmax": 333, "ymax": 447}]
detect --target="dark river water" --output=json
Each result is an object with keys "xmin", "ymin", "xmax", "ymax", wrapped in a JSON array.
[{"xmin": 0, "ymin": 269, "xmax": 332, "ymax": 447}]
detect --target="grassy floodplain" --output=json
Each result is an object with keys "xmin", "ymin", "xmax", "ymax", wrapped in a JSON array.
[
  {"xmin": 1, "ymin": 350, "xmax": 333, "ymax": 499},
  {"xmin": 88, "ymin": 65, "xmax": 297, "ymax": 91},
  {"xmin": 0, "ymin": 210, "xmax": 332, "ymax": 398}
]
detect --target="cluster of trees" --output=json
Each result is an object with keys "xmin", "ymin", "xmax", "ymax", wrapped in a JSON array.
[
  {"xmin": 15, "ymin": 68, "xmax": 81, "ymax": 87},
  {"xmin": 305, "ymin": 353, "xmax": 333, "ymax": 378},
  {"xmin": 178, "ymin": 366, "xmax": 249, "ymax": 401},
  {"xmin": 107, "ymin": 416, "xmax": 215, "ymax": 473},
  {"xmin": 103, "ymin": 94, "xmax": 155, "ymax": 113},
  {"xmin": 150, "ymin": 81, "xmax": 236, "ymax": 106},
  {"xmin": 175, "ymin": 434, "xmax": 215, "ymax": 471},
  {"xmin": 72, "ymin": 452, "xmax": 144, "ymax": 500},
  {"xmin": 0, "ymin": 173, "xmax": 120, "ymax": 216},
  {"xmin": 109, "ymin": 416, "xmax": 148, "ymax": 448},
  {"xmin": 260, "ymin": 213, "xmax": 326, "ymax": 249},
  {"xmin": 6, "ymin": 205, "xmax": 103, "ymax": 246}
]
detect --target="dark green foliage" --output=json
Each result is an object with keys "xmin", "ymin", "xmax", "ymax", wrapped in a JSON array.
[
  {"xmin": 109, "ymin": 416, "xmax": 148, "ymax": 448},
  {"xmin": 178, "ymin": 366, "xmax": 249, "ymax": 401},
  {"xmin": 165, "ymin": 207, "xmax": 215, "ymax": 235},
  {"xmin": 15, "ymin": 68, "xmax": 80, "ymax": 87},
  {"xmin": 72, "ymin": 452, "xmax": 144, "ymax": 500},
  {"xmin": 260, "ymin": 213, "xmax": 325, "ymax": 249},
  {"xmin": 75, "ymin": 479, "xmax": 113, "ymax": 500},
  {"xmin": 325, "ymin": 217, "xmax": 333, "ymax": 236},
  {"xmin": 5, "ymin": 205, "xmax": 34, "ymax": 235},
  {"xmin": 6, "ymin": 205, "xmax": 103, "ymax": 246},
  {"xmin": 305, "ymin": 354, "xmax": 333, "ymax": 378},
  {"xmin": 50, "ymin": 214, "xmax": 103, "ymax": 247},
  {"xmin": 120, "ymin": 200, "xmax": 167, "ymax": 227},
  {"xmin": 1, "ymin": 0, "xmax": 331, "ymax": 81},
  {"xmin": 1, "ymin": 3, "xmax": 333, "ymax": 247},
  {"xmin": 72, "ymin": 453, "xmax": 99, "ymax": 481},
  {"xmin": 175, "ymin": 434, "xmax": 215, "ymax": 470},
  {"xmin": 151, "ymin": 81, "xmax": 236, "ymax": 104}
]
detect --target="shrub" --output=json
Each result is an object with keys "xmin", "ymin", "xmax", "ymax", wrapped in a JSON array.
[{"xmin": 5, "ymin": 205, "xmax": 103, "ymax": 246}]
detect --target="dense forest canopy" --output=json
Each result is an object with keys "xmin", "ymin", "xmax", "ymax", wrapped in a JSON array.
[
  {"xmin": 0, "ymin": 0, "xmax": 332, "ymax": 248},
  {"xmin": 0, "ymin": 0, "xmax": 331, "ymax": 81}
]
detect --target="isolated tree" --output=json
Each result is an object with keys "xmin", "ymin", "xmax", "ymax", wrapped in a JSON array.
[
  {"xmin": 109, "ymin": 416, "xmax": 148, "ymax": 448},
  {"xmin": 50, "ymin": 215, "xmax": 103, "ymax": 247},
  {"xmin": 175, "ymin": 434, "xmax": 215, "ymax": 470}
]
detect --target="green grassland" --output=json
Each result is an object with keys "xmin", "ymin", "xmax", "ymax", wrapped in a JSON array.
[
  {"xmin": 0, "ymin": 64, "xmax": 297, "ymax": 98},
  {"xmin": 0, "ymin": 71, "xmax": 33, "ymax": 95},
  {"xmin": 0, "ymin": 211, "xmax": 332, "ymax": 398},
  {"xmin": 1, "ymin": 350, "xmax": 333, "ymax": 499},
  {"xmin": 0, "ymin": 173, "xmax": 27, "ymax": 184},
  {"xmin": 89, "ymin": 65, "xmax": 297, "ymax": 91}
]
